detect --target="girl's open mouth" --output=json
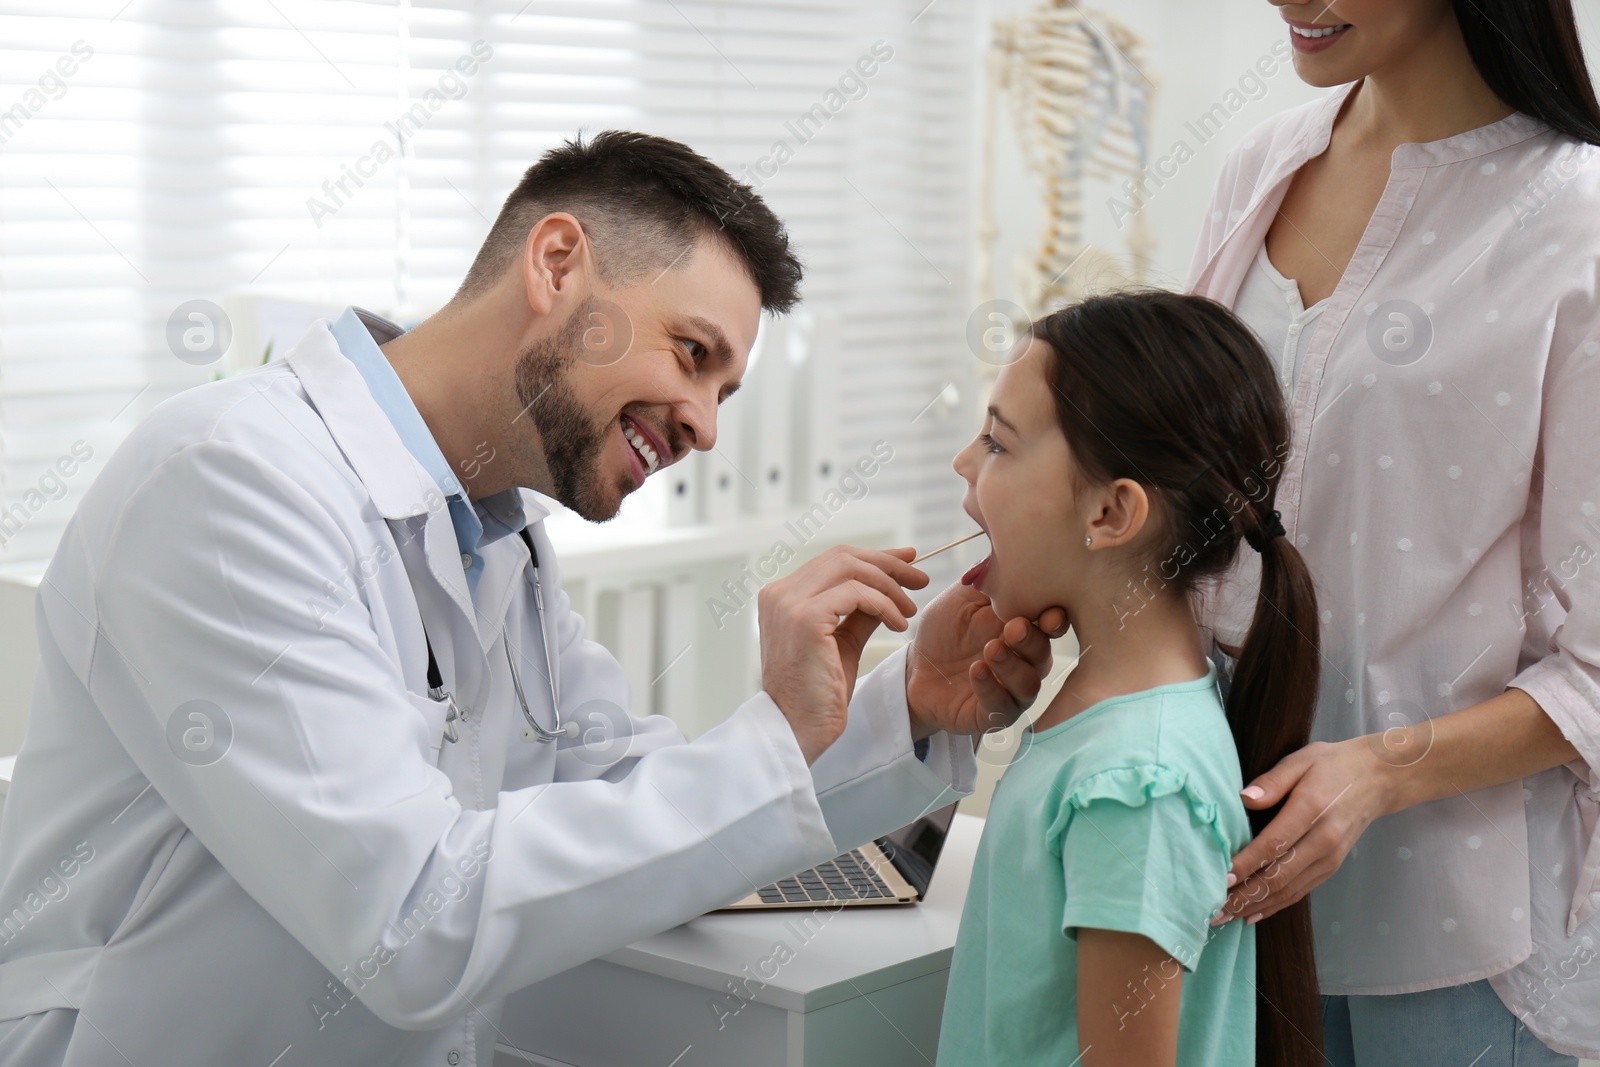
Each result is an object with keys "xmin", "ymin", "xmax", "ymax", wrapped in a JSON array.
[{"xmin": 961, "ymin": 554, "xmax": 992, "ymax": 588}]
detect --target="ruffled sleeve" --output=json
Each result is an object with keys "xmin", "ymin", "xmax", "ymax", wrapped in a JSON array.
[{"xmin": 1045, "ymin": 764, "xmax": 1236, "ymax": 971}]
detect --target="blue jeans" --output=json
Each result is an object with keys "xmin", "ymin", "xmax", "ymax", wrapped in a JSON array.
[{"xmin": 1320, "ymin": 979, "xmax": 1579, "ymax": 1066}]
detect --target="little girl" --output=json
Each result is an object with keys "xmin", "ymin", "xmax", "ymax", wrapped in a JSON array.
[{"xmin": 935, "ymin": 291, "xmax": 1323, "ymax": 1067}]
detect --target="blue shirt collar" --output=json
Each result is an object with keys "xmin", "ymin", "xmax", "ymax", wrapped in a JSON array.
[
  {"xmin": 330, "ymin": 307, "xmax": 512, "ymax": 593},
  {"xmin": 331, "ymin": 307, "xmax": 468, "ymax": 501}
]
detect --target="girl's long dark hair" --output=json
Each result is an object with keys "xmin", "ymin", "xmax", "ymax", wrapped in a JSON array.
[
  {"xmin": 1454, "ymin": 0, "xmax": 1600, "ymax": 145},
  {"xmin": 1033, "ymin": 291, "xmax": 1323, "ymax": 1067}
]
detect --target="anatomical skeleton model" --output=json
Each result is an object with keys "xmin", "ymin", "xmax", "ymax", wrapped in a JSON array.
[{"xmin": 981, "ymin": 0, "xmax": 1157, "ymax": 320}]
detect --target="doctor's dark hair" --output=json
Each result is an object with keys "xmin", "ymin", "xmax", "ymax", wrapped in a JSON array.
[
  {"xmin": 1030, "ymin": 291, "xmax": 1323, "ymax": 1067},
  {"xmin": 1454, "ymin": 0, "xmax": 1600, "ymax": 146},
  {"xmin": 453, "ymin": 129, "xmax": 803, "ymax": 311}
]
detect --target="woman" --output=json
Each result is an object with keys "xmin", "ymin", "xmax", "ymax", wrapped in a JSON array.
[{"xmin": 1188, "ymin": 1, "xmax": 1600, "ymax": 1063}]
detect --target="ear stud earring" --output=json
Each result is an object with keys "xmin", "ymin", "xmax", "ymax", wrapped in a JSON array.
[{"xmin": 1085, "ymin": 536, "xmax": 1092, "ymax": 548}]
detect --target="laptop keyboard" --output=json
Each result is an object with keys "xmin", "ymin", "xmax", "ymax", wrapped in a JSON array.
[{"xmin": 755, "ymin": 847, "xmax": 894, "ymax": 904}]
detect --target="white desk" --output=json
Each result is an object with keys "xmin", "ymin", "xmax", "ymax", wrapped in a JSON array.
[{"xmin": 495, "ymin": 813, "xmax": 983, "ymax": 1067}]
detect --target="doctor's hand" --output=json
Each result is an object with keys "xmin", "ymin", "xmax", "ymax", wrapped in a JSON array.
[
  {"xmin": 758, "ymin": 545, "xmax": 930, "ymax": 765},
  {"xmin": 905, "ymin": 582, "xmax": 1069, "ymax": 742}
]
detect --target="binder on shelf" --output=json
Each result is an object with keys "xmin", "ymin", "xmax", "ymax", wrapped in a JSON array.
[
  {"xmin": 789, "ymin": 309, "xmax": 843, "ymax": 506},
  {"xmin": 703, "ymin": 415, "xmax": 745, "ymax": 524},
  {"xmin": 654, "ymin": 576, "xmax": 701, "ymax": 734},
  {"xmin": 740, "ymin": 314, "xmax": 793, "ymax": 516},
  {"xmin": 618, "ymin": 583, "xmax": 658, "ymax": 716},
  {"xmin": 665, "ymin": 448, "xmax": 703, "ymax": 527},
  {"xmin": 596, "ymin": 583, "xmax": 661, "ymax": 716}
]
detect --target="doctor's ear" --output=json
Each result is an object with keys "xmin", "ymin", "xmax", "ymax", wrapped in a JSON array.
[{"xmin": 520, "ymin": 212, "xmax": 595, "ymax": 316}]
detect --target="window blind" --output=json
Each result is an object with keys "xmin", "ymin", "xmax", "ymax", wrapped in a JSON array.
[{"xmin": 0, "ymin": 0, "xmax": 982, "ymax": 582}]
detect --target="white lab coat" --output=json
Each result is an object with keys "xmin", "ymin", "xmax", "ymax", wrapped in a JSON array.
[{"xmin": 0, "ymin": 320, "xmax": 975, "ymax": 1067}]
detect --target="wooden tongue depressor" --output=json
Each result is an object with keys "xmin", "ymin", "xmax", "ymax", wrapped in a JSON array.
[{"xmin": 911, "ymin": 529, "xmax": 987, "ymax": 565}]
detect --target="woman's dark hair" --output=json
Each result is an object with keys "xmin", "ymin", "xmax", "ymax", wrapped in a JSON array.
[
  {"xmin": 1455, "ymin": 0, "xmax": 1600, "ymax": 145},
  {"xmin": 1031, "ymin": 290, "xmax": 1323, "ymax": 1067}
]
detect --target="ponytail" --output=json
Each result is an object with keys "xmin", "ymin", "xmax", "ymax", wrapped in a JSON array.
[{"xmin": 1225, "ymin": 507, "xmax": 1323, "ymax": 1067}]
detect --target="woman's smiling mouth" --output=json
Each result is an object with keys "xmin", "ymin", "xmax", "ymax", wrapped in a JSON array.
[{"xmin": 1285, "ymin": 17, "xmax": 1352, "ymax": 53}]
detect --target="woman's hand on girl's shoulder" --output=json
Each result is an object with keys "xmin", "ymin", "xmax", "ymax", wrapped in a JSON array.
[{"xmin": 1212, "ymin": 738, "xmax": 1401, "ymax": 925}]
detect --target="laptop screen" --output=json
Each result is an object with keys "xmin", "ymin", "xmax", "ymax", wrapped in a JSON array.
[{"xmin": 878, "ymin": 802, "xmax": 959, "ymax": 894}]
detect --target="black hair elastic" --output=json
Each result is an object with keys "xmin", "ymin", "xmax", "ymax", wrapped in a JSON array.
[{"xmin": 1244, "ymin": 509, "xmax": 1286, "ymax": 554}]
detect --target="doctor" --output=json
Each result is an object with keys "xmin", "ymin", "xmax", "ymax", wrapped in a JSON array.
[{"xmin": 0, "ymin": 130, "xmax": 1064, "ymax": 1066}]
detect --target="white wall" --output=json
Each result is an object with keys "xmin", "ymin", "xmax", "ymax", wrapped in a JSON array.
[{"xmin": 979, "ymin": 0, "xmax": 1600, "ymax": 300}]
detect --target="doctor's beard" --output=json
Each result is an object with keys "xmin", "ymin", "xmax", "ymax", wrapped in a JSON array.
[{"xmin": 513, "ymin": 298, "xmax": 631, "ymax": 522}]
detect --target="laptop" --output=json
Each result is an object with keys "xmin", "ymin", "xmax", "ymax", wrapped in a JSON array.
[{"xmin": 719, "ymin": 802, "xmax": 959, "ymax": 910}]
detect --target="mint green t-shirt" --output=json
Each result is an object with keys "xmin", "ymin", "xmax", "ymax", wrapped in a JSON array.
[{"xmin": 936, "ymin": 664, "xmax": 1256, "ymax": 1066}]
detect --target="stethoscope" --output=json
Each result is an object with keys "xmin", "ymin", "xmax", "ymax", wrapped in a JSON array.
[{"xmin": 422, "ymin": 526, "xmax": 578, "ymax": 745}]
